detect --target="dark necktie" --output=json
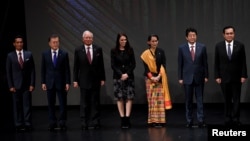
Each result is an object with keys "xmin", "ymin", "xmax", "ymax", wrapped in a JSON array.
[
  {"xmin": 87, "ymin": 47, "xmax": 91, "ymax": 63},
  {"xmin": 227, "ymin": 44, "xmax": 232, "ymax": 60},
  {"xmin": 190, "ymin": 46, "xmax": 195, "ymax": 61},
  {"xmin": 19, "ymin": 52, "xmax": 23, "ymax": 68},
  {"xmin": 53, "ymin": 51, "xmax": 57, "ymax": 67}
]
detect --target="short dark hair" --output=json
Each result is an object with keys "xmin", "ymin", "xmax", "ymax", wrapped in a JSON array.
[
  {"xmin": 147, "ymin": 34, "xmax": 159, "ymax": 41},
  {"xmin": 48, "ymin": 34, "xmax": 59, "ymax": 42},
  {"xmin": 185, "ymin": 27, "xmax": 197, "ymax": 37},
  {"xmin": 222, "ymin": 26, "xmax": 235, "ymax": 33},
  {"xmin": 13, "ymin": 35, "xmax": 24, "ymax": 43}
]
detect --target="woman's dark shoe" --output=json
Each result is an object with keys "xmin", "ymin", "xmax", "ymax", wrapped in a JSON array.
[
  {"xmin": 121, "ymin": 117, "xmax": 126, "ymax": 128},
  {"xmin": 125, "ymin": 117, "xmax": 131, "ymax": 128},
  {"xmin": 121, "ymin": 117, "xmax": 130, "ymax": 129}
]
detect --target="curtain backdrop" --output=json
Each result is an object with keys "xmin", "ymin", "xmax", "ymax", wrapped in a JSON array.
[{"xmin": 22, "ymin": 0, "xmax": 250, "ymax": 105}]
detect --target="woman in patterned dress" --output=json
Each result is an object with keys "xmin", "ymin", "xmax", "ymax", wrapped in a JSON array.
[
  {"xmin": 111, "ymin": 33, "xmax": 136, "ymax": 128},
  {"xmin": 140, "ymin": 34, "xmax": 172, "ymax": 127}
]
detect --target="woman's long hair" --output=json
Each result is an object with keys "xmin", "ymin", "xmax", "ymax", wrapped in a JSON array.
[{"xmin": 114, "ymin": 33, "xmax": 133, "ymax": 54}]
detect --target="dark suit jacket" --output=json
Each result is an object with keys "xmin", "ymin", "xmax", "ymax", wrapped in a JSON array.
[
  {"xmin": 73, "ymin": 44, "xmax": 106, "ymax": 89},
  {"xmin": 214, "ymin": 40, "xmax": 248, "ymax": 83},
  {"xmin": 178, "ymin": 42, "xmax": 209, "ymax": 84},
  {"xmin": 41, "ymin": 49, "xmax": 71, "ymax": 90},
  {"xmin": 6, "ymin": 50, "xmax": 36, "ymax": 89}
]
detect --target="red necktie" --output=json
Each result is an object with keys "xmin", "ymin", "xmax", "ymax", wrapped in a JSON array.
[
  {"xmin": 190, "ymin": 46, "xmax": 195, "ymax": 61},
  {"xmin": 19, "ymin": 52, "xmax": 24, "ymax": 68},
  {"xmin": 87, "ymin": 47, "xmax": 91, "ymax": 63}
]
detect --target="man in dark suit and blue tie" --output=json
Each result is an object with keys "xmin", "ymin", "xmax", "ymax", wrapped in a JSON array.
[
  {"xmin": 41, "ymin": 34, "xmax": 71, "ymax": 131},
  {"xmin": 214, "ymin": 26, "xmax": 247, "ymax": 126},
  {"xmin": 6, "ymin": 35, "xmax": 36, "ymax": 132},
  {"xmin": 178, "ymin": 28, "xmax": 209, "ymax": 128},
  {"xmin": 73, "ymin": 30, "xmax": 106, "ymax": 130}
]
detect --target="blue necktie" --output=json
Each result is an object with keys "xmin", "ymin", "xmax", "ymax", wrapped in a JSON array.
[
  {"xmin": 53, "ymin": 51, "xmax": 57, "ymax": 67},
  {"xmin": 227, "ymin": 44, "xmax": 231, "ymax": 60}
]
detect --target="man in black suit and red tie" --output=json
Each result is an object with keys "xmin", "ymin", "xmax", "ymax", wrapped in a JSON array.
[
  {"xmin": 41, "ymin": 34, "xmax": 71, "ymax": 131},
  {"xmin": 214, "ymin": 26, "xmax": 248, "ymax": 126},
  {"xmin": 178, "ymin": 28, "xmax": 209, "ymax": 128},
  {"xmin": 73, "ymin": 30, "xmax": 106, "ymax": 130},
  {"xmin": 6, "ymin": 35, "xmax": 36, "ymax": 132}
]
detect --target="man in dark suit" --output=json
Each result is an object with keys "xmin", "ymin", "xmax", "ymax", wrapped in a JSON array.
[
  {"xmin": 41, "ymin": 34, "xmax": 71, "ymax": 131},
  {"xmin": 6, "ymin": 35, "xmax": 36, "ymax": 132},
  {"xmin": 178, "ymin": 28, "xmax": 209, "ymax": 128},
  {"xmin": 73, "ymin": 30, "xmax": 106, "ymax": 130},
  {"xmin": 214, "ymin": 26, "xmax": 247, "ymax": 126}
]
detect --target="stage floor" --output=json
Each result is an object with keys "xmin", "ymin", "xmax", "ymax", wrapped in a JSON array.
[{"xmin": 1, "ymin": 104, "xmax": 250, "ymax": 141}]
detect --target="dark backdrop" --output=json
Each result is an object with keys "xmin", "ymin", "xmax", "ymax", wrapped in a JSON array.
[
  {"xmin": 1, "ymin": 0, "xmax": 250, "ymax": 107},
  {"xmin": 0, "ymin": 0, "xmax": 27, "ymax": 132}
]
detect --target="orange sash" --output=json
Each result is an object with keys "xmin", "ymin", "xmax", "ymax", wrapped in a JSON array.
[{"xmin": 141, "ymin": 49, "xmax": 172, "ymax": 110}]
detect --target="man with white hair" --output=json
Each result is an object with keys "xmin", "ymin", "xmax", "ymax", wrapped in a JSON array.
[{"xmin": 73, "ymin": 30, "xmax": 106, "ymax": 130}]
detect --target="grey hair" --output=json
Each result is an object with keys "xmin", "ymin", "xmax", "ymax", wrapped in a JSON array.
[{"xmin": 82, "ymin": 30, "xmax": 94, "ymax": 38}]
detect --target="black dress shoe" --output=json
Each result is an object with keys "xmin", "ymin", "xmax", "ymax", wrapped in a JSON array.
[
  {"xmin": 88, "ymin": 124, "xmax": 100, "ymax": 129},
  {"xmin": 60, "ymin": 125, "xmax": 67, "ymax": 131},
  {"xmin": 225, "ymin": 120, "xmax": 234, "ymax": 126},
  {"xmin": 232, "ymin": 121, "xmax": 242, "ymax": 126},
  {"xmin": 236, "ymin": 121, "xmax": 242, "ymax": 126},
  {"xmin": 16, "ymin": 126, "xmax": 25, "ymax": 132},
  {"xmin": 198, "ymin": 122, "xmax": 207, "ymax": 128},
  {"xmin": 25, "ymin": 126, "xmax": 33, "ymax": 131},
  {"xmin": 94, "ymin": 124, "xmax": 100, "ymax": 129},
  {"xmin": 81, "ymin": 126, "xmax": 88, "ymax": 130},
  {"xmin": 48, "ymin": 124, "xmax": 57, "ymax": 131},
  {"xmin": 186, "ymin": 122, "xmax": 193, "ymax": 128},
  {"xmin": 48, "ymin": 127, "xmax": 55, "ymax": 131}
]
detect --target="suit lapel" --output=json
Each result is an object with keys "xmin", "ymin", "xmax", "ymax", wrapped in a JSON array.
[
  {"xmin": 13, "ymin": 52, "xmax": 22, "ymax": 69},
  {"xmin": 57, "ymin": 50, "xmax": 62, "ymax": 66},
  {"xmin": 48, "ymin": 50, "xmax": 54, "ymax": 66},
  {"xmin": 81, "ymin": 45, "xmax": 86, "ymax": 54},
  {"xmin": 22, "ymin": 51, "xmax": 27, "ymax": 67},
  {"xmin": 92, "ymin": 45, "xmax": 97, "ymax": 63},
  {"xmin": 195, "ymin": 44, "xmax": 202, "ymax": 60},
  {"xmin": 223, "ymin": 43, "xmax": 228, "ymax": 59},
  {"xmin": 14, "ymin": 52, "xmax": 19, "ymax": 63},
  {"xmin": 231, "ymin": 43, "xmax": 238, "ymax": 57},
  {"xmin": 184, "ymin": 44, "xmax": 193, "ymax": 61}
]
